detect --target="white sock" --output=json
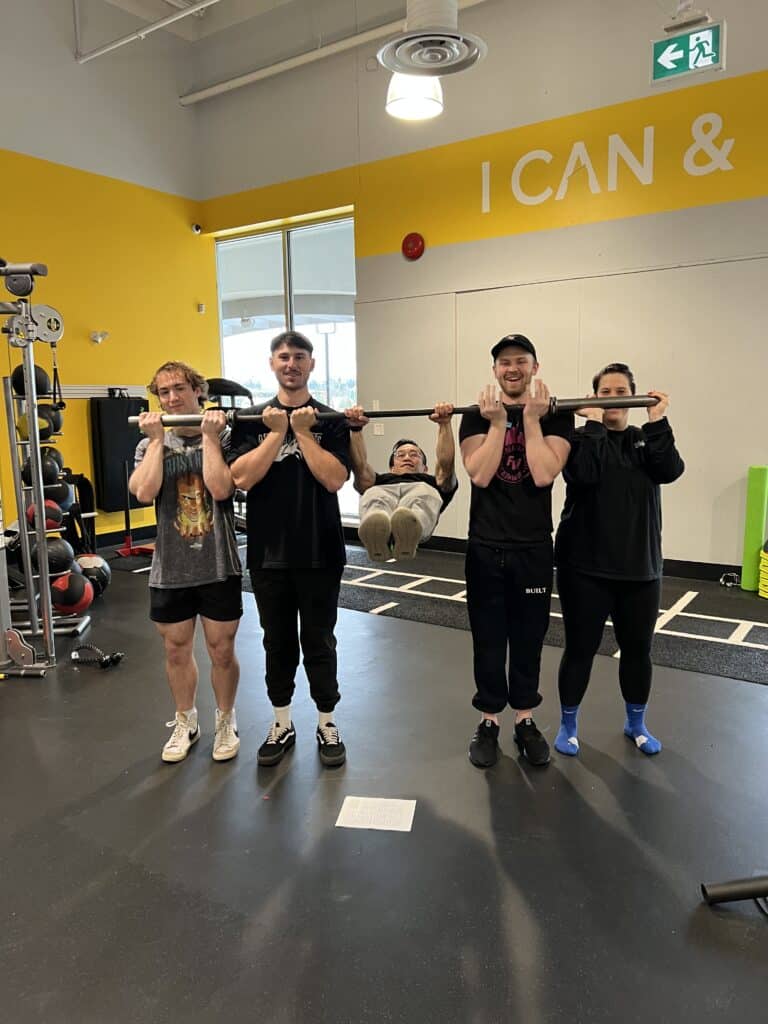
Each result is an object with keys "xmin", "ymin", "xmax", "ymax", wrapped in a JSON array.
[
  {"xmin": 273, "ymin": 705, "xmax": 291, "ymax": 730},
  {"xmin": 318, "ymin": 710, "xmax": 336, "ymax": 728}
]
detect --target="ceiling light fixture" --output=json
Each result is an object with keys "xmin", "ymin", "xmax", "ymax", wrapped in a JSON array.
[{"xmin": 385, "ymin": 73, "xmax": 444, "ymax": 120}]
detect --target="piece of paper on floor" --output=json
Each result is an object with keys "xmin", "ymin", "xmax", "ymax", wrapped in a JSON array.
[{"xmin": 335, "ymin": 796, "xmax": 416, "ymax": 832}]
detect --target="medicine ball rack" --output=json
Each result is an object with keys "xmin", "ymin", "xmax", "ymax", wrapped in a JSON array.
[{"xmin": 0, "ymin": 259, "xmax": 91, "ymax": 674}]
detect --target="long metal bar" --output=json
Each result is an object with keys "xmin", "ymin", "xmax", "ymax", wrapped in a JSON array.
[
  {"xmin": 76, "ymin": 0, "xmax": 222, "ymax": 64},
  {"xmin": 21, "ymin": 343, "xmax": 56, "ymax": 663},
  {"xmin": 179, "ymin": 0, "xmax": 489, "ymax": 105},
  {"xmin": 3, "ymin": 377, "xmax": 39, "ymax": 634},
  {"xmin": 701, "ymin": 876, "xmax": 768, "ymax": 905},
  {"xmin": 128, "ymin": 394, "xmax": 660, "ymax": 428}
]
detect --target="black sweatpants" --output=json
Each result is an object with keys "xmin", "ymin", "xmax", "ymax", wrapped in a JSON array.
[
  {"xmin": 465, "ymin": 541, "xmax": 553, "ymax": 714},
  {"xmin": 250, "ymin": 567, "xmax": 343, "ymax": 713},
  {"xmin": 556, "ymin": 566, "xmax": 661, "ymax": 707}
]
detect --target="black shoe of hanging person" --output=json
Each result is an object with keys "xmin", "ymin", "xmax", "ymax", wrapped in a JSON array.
[
  {"xmin": 469, "ymin": 719, "xmax": 500, "ymax": 769},
  {"xmin": 513, "ymin": 718, "xmax": 550, "ymax": 766}
]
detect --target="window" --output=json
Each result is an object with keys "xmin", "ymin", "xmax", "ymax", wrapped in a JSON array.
[{"xmin": 217, "ymin": 218, "xmax": 359, "ymax": 516}]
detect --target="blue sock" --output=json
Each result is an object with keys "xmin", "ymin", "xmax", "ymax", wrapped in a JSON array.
[
  {"xmin": 555, "ymin": 705, "xmax": 580, "ymax": 756},
  {"xmin": 623, "ymin": 703, "xmax": 662, "ymax": 755}
]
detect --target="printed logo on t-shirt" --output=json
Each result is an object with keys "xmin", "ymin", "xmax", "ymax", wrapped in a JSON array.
[
  {"xmin": 496, "ymin": 420, "xmax": 530, "ymax": 484},
  {"xmin": 174, "ymin": 472, "xmax": 213, "ymax": 550}
]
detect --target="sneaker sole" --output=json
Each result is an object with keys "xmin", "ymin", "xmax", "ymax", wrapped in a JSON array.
[
  {"xmin": 358, "ymin": 512, "xmax": 391, "ymax": 561},
  {"xmin": 212, "ymin": 739, "xmax": 240, "ymax": 762},
  {"xmin": 391, "ymin": 508, "xmax": 422, "ymax": 560},
  {"xmin": 318, "ymin": 749, "xmax": 346, "ymax": 767},
  {"xmin": 162, "ymin": 727, "xmax": 200, "ymax": 763},
  {"xmin": 257, "ymin": 734, "xmax": 296, "ymax": 766},
  {"xmin": 468, "ymin": 749, "xmax": 498, "ymax": 769},
  {"xmin": 513, "ymin": 735, "xmax": 550, "ymax": 766}
]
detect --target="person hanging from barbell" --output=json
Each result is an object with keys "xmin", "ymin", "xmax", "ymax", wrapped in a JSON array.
[{"xmin": 344, "ymin": 401, "xmax": 458, "ymax": 561}]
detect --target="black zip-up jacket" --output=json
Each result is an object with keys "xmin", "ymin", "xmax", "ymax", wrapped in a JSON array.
[{"xmin": 554, "ymin": 417, "xmax": 684, "ymax": 581}]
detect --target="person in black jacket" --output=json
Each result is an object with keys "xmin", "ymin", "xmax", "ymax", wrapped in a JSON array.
[{"xmin": 553, "ymin": 362, "xmax": 685, "ymax": 757}]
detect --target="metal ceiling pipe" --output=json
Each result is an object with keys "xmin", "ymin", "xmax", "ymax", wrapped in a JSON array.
[
  {"xmin": 179, "ymin": 0, "xmax": 487, "ymax": 106},
  {"xmin": 76, "ymin": 0, "xmax": 222, "ymax": 64}
]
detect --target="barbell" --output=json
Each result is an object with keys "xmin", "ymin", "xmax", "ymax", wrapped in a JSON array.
[{"xmin": 128, "ymin": 394, "xmax": 659, "ymax": 428}]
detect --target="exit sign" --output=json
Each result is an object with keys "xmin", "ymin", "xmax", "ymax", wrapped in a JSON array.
[{"xmin": 652, "ymin": 22, "xmax": 724, "ymax": 83}]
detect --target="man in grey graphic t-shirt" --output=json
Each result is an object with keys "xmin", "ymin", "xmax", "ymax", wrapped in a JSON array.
[{"xmin": 131, "ymin": 361, "xmax": 243, "ymax": 765}]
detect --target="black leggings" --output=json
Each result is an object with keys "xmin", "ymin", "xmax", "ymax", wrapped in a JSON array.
[{"xmin": 556, "ymin": 567, "xmax": 661, "ymax": 707}]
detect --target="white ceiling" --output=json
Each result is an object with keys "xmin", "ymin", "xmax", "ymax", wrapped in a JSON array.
[{"xmin": 103, "ymin": 0, "xmax": 407, "ymax": 44}]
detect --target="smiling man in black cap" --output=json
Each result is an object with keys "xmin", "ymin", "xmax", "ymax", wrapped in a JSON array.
[{"xmin": 459, "ymin": 334, "xmax": 573, "ymax": 769}]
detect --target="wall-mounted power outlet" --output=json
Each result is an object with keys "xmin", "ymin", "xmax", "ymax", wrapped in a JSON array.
[{"xmin": 373, "ymin": 423, "xmax": 384, "ymax": 436}]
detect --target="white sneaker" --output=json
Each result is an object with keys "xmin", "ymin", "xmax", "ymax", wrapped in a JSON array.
[
  {"xmin": 162, "ymin": 709, "xmax": 200, "ymax": 763},
  {"xmin": 213, "ymin": 708, "xmax": 240, "ymax": 762}
]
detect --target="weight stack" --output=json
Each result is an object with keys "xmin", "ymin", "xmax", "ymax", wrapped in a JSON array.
[{"xmin": 90, "ymin": 397, "xmax": 148, "ymax": 512}]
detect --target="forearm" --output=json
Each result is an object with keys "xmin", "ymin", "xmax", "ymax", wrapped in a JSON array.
[
  {"xmin": 129, "ymin": 439, "xmax": 165, "ymax": 503},
  {"xmin": 349, "ymin": 432, "xmax": 376, "ymax": 492},
  {"xmin": 463, "ymin": 423, "xmax": 506, "ymax": 487},
  {"xmin": 524, "ymin": 417, "xmax": 562, "ymax": 486},
  {"xmin": 202, "ymin": 436, "xmax": 235, "ymax": 500},
  {"xmin": 435, "ymin": 422, "xmax": 456, "ymax": 483},
  {"xmin": 231, "ymin": 433, "xmax": 285, "ymax": 490},
  {"xmin": 563, "ymin": 421, "xmax": 606, "ymax": 485},
  {"xmin": 295, "ymin": 432, "xmax": 348, "ymax": 492},
  {"xmin": 641, "ymin": 418, "xmax": 685, "ymax": 482}
]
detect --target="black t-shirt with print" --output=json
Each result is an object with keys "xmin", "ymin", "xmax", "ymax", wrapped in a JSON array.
[
  {"xmin": 459, "ymin": 406, "xmax": 573, "ymax": 546},
  {"xmin": 372, "ymin": 471, "xmax": 458, "ymax": 512},
  {"xmin": 228, "ymin": 396, "xmax": 351, "ymax": 570}
]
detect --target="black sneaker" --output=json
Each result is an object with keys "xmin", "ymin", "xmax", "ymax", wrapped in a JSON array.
[
  {"xmin": 257, "ymin": 722, "xmax": 296, "ymax": 766},
  {"xmin": 514, "ymin": 718, "xmax": 550, "ymax": 766},
  {"xmin": 469, "ymin": 719, "xmax": 500, "ymax": 768},
  {"xmin": 316, "ymin": 722, "xmax": 346, "ymax": 766}
]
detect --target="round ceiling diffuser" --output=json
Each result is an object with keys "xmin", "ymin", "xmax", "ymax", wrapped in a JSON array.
[{"xmin": 377, "ymin": 29, "xmax": 487, "ymax": 76}]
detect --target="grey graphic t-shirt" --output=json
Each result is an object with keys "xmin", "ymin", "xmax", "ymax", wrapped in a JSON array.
[{"xmin": 134, "ymin": 430, "xmax": 241, "ymax": 588}]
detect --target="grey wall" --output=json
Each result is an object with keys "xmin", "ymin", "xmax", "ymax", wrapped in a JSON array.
[{"xmin": 1, "ymin": 0, "xmax": 201, "ymax": 196}]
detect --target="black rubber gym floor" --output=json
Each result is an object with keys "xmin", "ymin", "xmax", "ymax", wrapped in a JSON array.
[
  {"xmin": 239, "ymin": 544, "xmax": 768, "ymax": 686},
  {"xmin": 1, "ymin": 569, "xmax": 766, "ymax": 1023}
]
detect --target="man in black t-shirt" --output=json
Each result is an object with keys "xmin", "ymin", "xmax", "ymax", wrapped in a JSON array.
[
  {"xmin": 344, "ymin": 402, "xmax": 457, "ymax": 560},
  {"xmin": 228, "ymin": 331, "xmax": 351, "ymax": 768},
  {"xmin": 459, "ymin": 334, "xmax": 573, "ymax": 769}
]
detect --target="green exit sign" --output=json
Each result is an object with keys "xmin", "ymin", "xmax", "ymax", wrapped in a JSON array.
[{"xmin": 652, "ymin": 22, "xmax": 724, "ymax": 83}]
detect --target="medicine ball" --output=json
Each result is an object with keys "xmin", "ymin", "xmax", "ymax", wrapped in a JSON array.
[
  {"xmin": 51, "ymin": 573, "xmax": 94, "ymax": 615},
  {"xmin": 39, "ymin": 403, "xmax": 63, "ymax": 433},
  {"xmin": 17, "ymin": 408, "xmax": 55, "ymax": 441},
  {"xmin": 41, "ymin": 446, "xmax": 64, "ymax": 472},
  {"xmin": 75, "ymin": 554, "xmax": 112, "ymax": 598},
  {"xmin": 26, "ymin": 500, "xmax": 64, "ymax": 531},
  {"xmin": 11, "ymin": 364, "xmax": 52, "ymax": 397},
  {"xmin": 58, "ymin": 484, "xmax": 76, "ymax": 512},
  {"xmin": 31, "ymin": 537, "xmax": 74, "ymax": 573},
  {"xmin": 22, "ymin": 454, "xmax": 60, "ymax": 487},
  {"xmin": 44, "ymin": 480, "xmax": 71, "ymax": 505}
]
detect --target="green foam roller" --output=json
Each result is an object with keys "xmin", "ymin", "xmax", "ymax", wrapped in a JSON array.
[{"xmin": 741, "ymin": 466, "xmax": 768, "ymax": 591}]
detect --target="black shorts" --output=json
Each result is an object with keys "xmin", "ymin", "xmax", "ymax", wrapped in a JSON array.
[{"xmin": 149, "ymin": 575, "xmax": 243, "ymax": 624}]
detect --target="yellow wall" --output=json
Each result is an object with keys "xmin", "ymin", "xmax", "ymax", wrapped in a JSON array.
[
  {"xmin": 0, "ymin": 149, "xmax": 216, "ymax": 536},
  {"xmin": 200, "ymin": 69, "xmax": 768, "ymax": 257}
]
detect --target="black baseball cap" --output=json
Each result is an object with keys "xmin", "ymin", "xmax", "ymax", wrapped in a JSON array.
[{"xmin": 491, "ymin": 334, "xmax": 537, "ymax": 362}]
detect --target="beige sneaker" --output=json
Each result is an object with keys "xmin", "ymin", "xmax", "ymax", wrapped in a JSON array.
[
  {"xmin": 162, "ymin": 709, "xmax": 200, "ymax": 763},
  {"xmin": 391, "ymin": 507, "xmax": 422, "ymax": 560},
  {"xmin": 358, "ymin": 510, "xmax": 391, "ymax": 561},
  {"xmin": 212, "ymin": 708, "xmax": 240, "ymax": 762}
]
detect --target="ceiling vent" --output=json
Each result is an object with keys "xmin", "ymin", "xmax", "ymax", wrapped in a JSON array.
[{"xmin": 377, "ymin": 0, "xmax": 486, "ymax": 76}]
